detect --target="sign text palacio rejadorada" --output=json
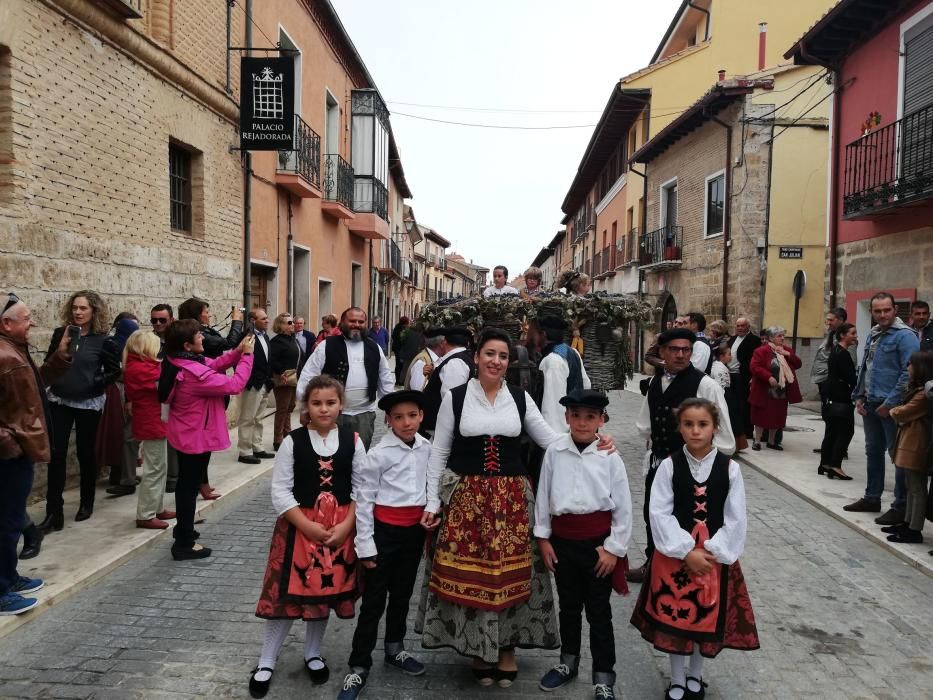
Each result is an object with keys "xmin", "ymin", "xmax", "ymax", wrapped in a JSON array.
[{"xmin": 239, "ymin": 56, "xmax": 295, "ymax": 151}]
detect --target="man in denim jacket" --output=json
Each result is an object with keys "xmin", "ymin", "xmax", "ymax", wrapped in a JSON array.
[{"xmin": 844, "ymin": 292, "xmax": 920, "ymax": 523}]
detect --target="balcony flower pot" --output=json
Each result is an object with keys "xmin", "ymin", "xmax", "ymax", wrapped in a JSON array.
[{"xmin": 664, "ymin": 245, "xmax": 681, "ymax": 261}]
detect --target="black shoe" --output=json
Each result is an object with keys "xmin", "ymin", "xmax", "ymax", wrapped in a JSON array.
[
  {"xmin": 887, "ymin": 529, "xmax": 923, "ymax": 544},
  {"xmin": 495, "ymin": 667, "xmax": 518, "ymax": 688},
  {"xmin": 305, "ymin": 656, "xmax": 329, "ymax": 685},
  {"xmin": 105, "ymin": 485, "xmax": 135, "ymax": 497},
  {"xmin": 75, "ymin": 504, "xmax": 93, "ymax": 522},
  {"xmin": 766, "ymin": 443, "xmax": 783, "ymax": 451},
  {"xmin": 751, "ymin": 442, "xmax": 761, "ymax": 451},
  {"xmin": 249, "ymin": 667, "xmax": 273, "ymax": 699},
  {"xmin": 254, "ymin": 451, "xmax": 276, "ymax": 460},
  {"xmin": 238, "ymin": 455, "xmax": 261, "ymax": 465},
  {"xmin": 38, "ymin": 512, "xmax": 64, "ymax": 532},
  {"xmin": 685, "ymin": 676, "xmax": 707, "ymax": 700},
  {"xmin": 843, "ymin": 498, "xmax": 881, "ymax": 513},
  {"xmin": 875, "ymin": 508, "xmax": 906, "ymax": 525},
  {"xmin": 19, "ymin": 524, "xmax": 44, "ymax": 560},
  {"xmin": 826, "ymin": 468, "xmax": 853, "ymax": 480},
  {"xmin": 817, "ymin": 465, "xmax": 829, "ymax": 476},
  {"xmin": 880, "ymin": 523, "xmax": 909, "ymax": 534},
  {"xmin": 172, "ymin": 544, "xmax": 212, "ymax": 561}
]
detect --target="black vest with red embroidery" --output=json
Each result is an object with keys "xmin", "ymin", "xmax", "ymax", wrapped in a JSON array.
[
  {"xmin": 647, "ymin": 365, "xmax": 705, "ymax": 461},
  {"xmin": 289, "ymin": 425, "xmax": 355, "ymax": 506},
  {"xmin": 670, "ymin": 449, "xmax": 730, "ymax": 538},
  {"xmin": 447, "ymin": 383, "xmax": 527, "ymax": 477}
]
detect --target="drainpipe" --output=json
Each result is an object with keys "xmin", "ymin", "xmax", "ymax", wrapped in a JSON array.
[
  {"xmin": 287, "ymin": 196, "xmax": 294, "ymax": 313},
  {"xmin": 688, "ymin": 2, "xmax": 711, "ymax": 42},
  {"xmin": 225, "ymin": 0, "xmax": 234, "ymax": 94},
  {"xmin": 709, "ymin": 110, "xmax": 733, "ymax": 320},
  {"xmin": 242, "ymin": 0, "xmax": 253, "ymax": 310}
]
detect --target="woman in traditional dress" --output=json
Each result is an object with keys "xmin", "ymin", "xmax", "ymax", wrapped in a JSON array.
[{"xmin": 417, "ymin": 327, "xmax": 612, "ymax": 686}]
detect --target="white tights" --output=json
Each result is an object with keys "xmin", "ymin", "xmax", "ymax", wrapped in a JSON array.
[
  {"xmin": 667, "ymin": 649, "xmax": 705, "ymax": 699},
  {"xmin": 254, "ymin": 617, "xmax": 330, "ymax": 682}
]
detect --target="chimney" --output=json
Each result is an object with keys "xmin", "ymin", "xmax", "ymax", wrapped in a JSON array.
[
  {"xmin": 718, "ymin": 69, "xmax": 726, "ymax": 82},
  {"xmin": 758, "ymin": 22, "xmax": 768, "ymax": 71}
]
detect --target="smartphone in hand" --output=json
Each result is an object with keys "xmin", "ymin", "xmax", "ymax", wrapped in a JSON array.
[{"xmin": 66, "ymin": 325, "xmax": 81, "ymax": 353}]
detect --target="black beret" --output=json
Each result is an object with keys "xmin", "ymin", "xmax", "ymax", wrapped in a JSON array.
[
  {"xmin": 377, "ymin": 390, "xmax": 425, "ymax": 413},
  {"xmin": 426, "ymin": 325, "xmax": 472, "ymax": 345},
  {"xmin": 559, "ymin": 389, "xmax": 610, "ymax": 411},
  {"xmin": 658, "ymin": 328, "xmax": 697, "ymax": 346}
]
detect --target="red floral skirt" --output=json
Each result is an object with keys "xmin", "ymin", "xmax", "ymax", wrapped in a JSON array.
[
  {"xmin": 631, "ymin": 555, "xmax": 759, "ymax": 657},
  {"xmin": 428, "ymin": 475, "xmax": 533, "ymax": 613},
  {"xmin": 255, "ymin": 501, "xmax": 359, "ymax": 621}
]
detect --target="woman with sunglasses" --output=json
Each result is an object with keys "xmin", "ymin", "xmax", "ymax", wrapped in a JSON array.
[{"xmin": 40, "ymin": 291, "xmax": 121, "ymax": 531}]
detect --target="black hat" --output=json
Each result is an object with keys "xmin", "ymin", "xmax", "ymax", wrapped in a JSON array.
[
  {"xmin": 378, "ymin": 390, "xmax": 425, "ymax": 413},
  {"xmin": 559, "ymin": 389, "xmax": 610, "ymax": 411},
  {"xmin": 658, "ymin": 328, "xmax": 697, "ymax": 346},
  {"xmin": 537, "ymin": 315, "xmax": 567, "ymax": 331},
  {"xmin": 426, "ymin": 325, "xmax": 472, "ymax": 346}
]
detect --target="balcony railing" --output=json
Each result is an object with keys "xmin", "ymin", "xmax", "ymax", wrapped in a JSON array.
[
  {"xmin": 381, "ymin": 241, "xmax": 403, "ymax": 277},
  {"xmin": 639, "ymin": 225, "xmax": 683, "ymax": 271},
  {"xmin": 277, "ymin": 115, "xmax": 321, "ymax": 190},
  {"xmin": 617, "ymin": 228, "xmax": 638, "ymax": 267},
  {"xmin": 353, "ymin": 176, "xmax": 388, "ymax": 221},
  {"xmin": 426, "ymin": 289, "xmax": 438, "ymax": 303},
  {"xmin": 843, "ymin": 103, "xmax": 933, "ymax": 218},
  {"xmin": 323, "ymin": 154, "xmax": 354, "ymax": 209}
]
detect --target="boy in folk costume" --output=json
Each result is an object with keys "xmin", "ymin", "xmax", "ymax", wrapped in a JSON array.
[
  {"xmin": 535, "ymin": 390, "xmax": 632, "ymax": 700},
  {"xmin": 338, "ymin": 390, "xmax": 432, "ymax": 699}
]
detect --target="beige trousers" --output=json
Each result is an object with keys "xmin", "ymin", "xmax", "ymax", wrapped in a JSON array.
[
  {"xmin": 237, "ymin": 387, "xmax": 270, "ymax": 456},
  {"xmin": 136, "ymin": 438, "xmax": 169, "ymax": 520}
]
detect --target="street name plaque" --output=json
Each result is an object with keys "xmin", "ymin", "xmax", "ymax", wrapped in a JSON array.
[{"xmin": 239, "ymin": 57, "xmax": 295, "ymax": 151}]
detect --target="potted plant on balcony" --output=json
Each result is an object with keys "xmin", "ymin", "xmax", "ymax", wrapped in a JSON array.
[{"xmin": 861, "ymin": 111, "xmax": 882, "ymax": 136}]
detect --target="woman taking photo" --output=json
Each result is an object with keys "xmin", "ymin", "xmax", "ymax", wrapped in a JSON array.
[
  {"xmin": 818, "ymin": 323, "xmax": 858, "ymax": 480},
  {"xmin": 40, "ymin": 290, "xmax": 120, "ymax": 531},
  {"xmin": 417, "ymin": 328, "xmax": 613, "ymax": 686},
  {"xmin": 269, "ymin": 313, "xmax": 301, "ymax": 451},
  {"xmin": 748, "ymin": 326, "xmax": 802, "ymax": 451},
  {"xmin": 159, "ymin": 319, "xmax": 254, "ymax": 560}
]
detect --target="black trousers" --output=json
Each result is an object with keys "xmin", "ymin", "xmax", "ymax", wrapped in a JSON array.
[
  {"xmin": 551, "ymin": 535, "xmax": 615, "ymax": 676},
  {"xmin": 822, "ymin": 410, "xmax": 855, "ymax": 469},
  {"xmin": 643, "ymin": 464, "xmax": 658, "ymax": 559},
  {"xmin": 173, "ymin": 451, "xmax": 211, "ymax": 548},
  {"xmin": 348, "ymin": 520, "xmax": 424, "ymax": 670},
  {"xmin": 47, "ymin": 403, "xmax": 101, "ymax": 513}
]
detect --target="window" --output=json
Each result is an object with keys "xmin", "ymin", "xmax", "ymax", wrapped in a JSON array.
[
  {"xmin": 704, "ymin": 171, "xmax": 725, "ymax": 237},
  {"xmin": 661, "ymin": 179, "xmax": 678, "ymax": 227},
  {"xmin": 351, "ymin": 263, "xmax": 362, "ymax": 307},
  {"xmin": 169, "ymin": 143, "xmax": 192, "ymax": 232},
  {"xmin": 318, "ymin": 279, "xmax": 333, "ymax": 318}
]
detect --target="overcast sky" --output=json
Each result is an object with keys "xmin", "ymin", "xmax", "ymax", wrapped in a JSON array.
[{"xmin": 330, "ymin": 0, "xmax": 679, "ymax": 278}]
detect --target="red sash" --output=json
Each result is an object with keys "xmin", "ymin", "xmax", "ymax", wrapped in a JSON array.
[
  {"xmin": 374, "ymin": 504, "xmax": 424, "ymax": 527},
  {"xmin": 550, "ymin": 512, "xmax": 629, "ymax": 595}
]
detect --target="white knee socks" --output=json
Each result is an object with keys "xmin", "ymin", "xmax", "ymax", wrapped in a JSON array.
[
  {"xmin": 256, "ymin": 619, "xmax": 294, "ymax": 682},
  {"xmin": 687, "ymin": 648, "xmax": 705, "ymax": 692},
  {"xmin": 668, "ymin": 654, "xmax": 687, "ymax": 699},
  {"xmin": 304, "ymin": 618, "xmax": 329, "ymax": 669}
]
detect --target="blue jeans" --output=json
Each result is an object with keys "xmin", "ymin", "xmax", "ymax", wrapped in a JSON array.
[
  {"xmin": 862, "ymin": 402, "xmax": 906, "ymax": 509},
  {"xmin": 0, "ymin": 455, "xmax": 34, "ymax": 596}
]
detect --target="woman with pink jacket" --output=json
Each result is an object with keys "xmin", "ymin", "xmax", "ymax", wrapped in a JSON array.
[{"xmin": 158, "ymin": 319, "xmax": 255, "ymax": 560}]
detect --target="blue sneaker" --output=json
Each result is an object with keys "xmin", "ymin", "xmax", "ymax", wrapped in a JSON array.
[
  {"xmin": 0, "ymin": 592, "xmax": 38, "ymax": 616},
  {"xmin": 337, "ymin": 672, "xmax": 366, "ymax": 700},
  {"xmin": 11, "ymin": 576, "xmax": 43, "ymax": 595},
  {"xmin": 539, "ymin": 663, "xmax": 577, "ymax": 691},
  {"xmin": 385, "ymin": 650, "xmax": 425, "ymax": 676}
]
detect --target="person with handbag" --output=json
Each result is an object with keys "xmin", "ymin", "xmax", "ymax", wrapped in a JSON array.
[
  {"xmin": 819, "ymin": 324, "xmax": 858, "ymax": 480},
  {"xmin": 748, "ymin": 326, "xmax": 802, "ymax": 451},
  {"xmin": 269, "ymin": 313, "xmax": 302, "ymax": 452}
]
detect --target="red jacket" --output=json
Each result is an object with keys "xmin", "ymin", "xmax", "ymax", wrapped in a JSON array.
[
  {"xmin": 748, "ymin": 343, "xmax": 802, "ymax": 407},
  {"xmin": 123, "ymin": 353, "xmax": 166, "ymax": 441}
]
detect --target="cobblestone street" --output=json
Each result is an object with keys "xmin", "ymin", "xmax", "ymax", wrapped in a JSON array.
[{"xmin": 1, "ymin": 391, "xmax": 932, "ymax": 699}]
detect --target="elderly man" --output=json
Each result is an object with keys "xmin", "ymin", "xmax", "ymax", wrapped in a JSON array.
[
  {"xmin": 727, "ymin": 317, "xmax": 761, "ymax": 443},
  {"xmin": 297, "ymin": 307, "xmax": 394, "ymax": 449},
  {"xmin": 237, "ymin": 307, "xmax": 275, "ymax": 465},
  {"xmin": 0, "ymin": 293, "xmax": 71, "ymax": 615},
  {"xmin": 628, "ymin": 327, "xmax": 735, "ymax": 583},
  {"xmin": 368, "ymin": 316, "xmax": 390, "ymax": 355}
]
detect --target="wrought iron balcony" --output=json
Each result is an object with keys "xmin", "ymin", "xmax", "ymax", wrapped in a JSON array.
[
  {"xmin": 843, "ymin": 103, "xmax": 933, "ymax": 219},
  {"xmin": 276, "ymin": 115, "xmax": 321, "ymax": 198},
  {"xmin": 617, "ymin": 229, "xmax": 639, "ymax": 267},
  {"xmin": 639, "ymin": 225, "xmax": 683, "ymax": 272},
  {"xmin": 379, "ymin": 240, "xmax": 403, "ymax": 278},
  {"xmin": 322, "ymin": 154, "xmax": 354, "ymax": 217},
  {"xmin": 353, "ymin": 176, "xmax": 388, "ymax": 221}
]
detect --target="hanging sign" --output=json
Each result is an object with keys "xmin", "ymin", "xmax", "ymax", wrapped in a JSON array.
[{"xmin": 239, "ymin": 57, "xmax": 295, "ymax": 151}]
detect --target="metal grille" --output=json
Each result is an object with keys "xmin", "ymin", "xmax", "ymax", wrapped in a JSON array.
[{"xmin": 169, "ymin": 144, "xmax": 191, "ymax": 232}]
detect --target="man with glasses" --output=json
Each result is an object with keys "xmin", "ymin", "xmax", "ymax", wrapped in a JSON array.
[
  {"xmin": 150, "ymin": 304, "xmax": 173, "ymax": 347},
  {"xmin": 0, "ymin": 293, "xmax": 72, "ymax": 615},
  {"xmin": 627, "ymin": 327, "xmax": 735, "ymax": 583}
]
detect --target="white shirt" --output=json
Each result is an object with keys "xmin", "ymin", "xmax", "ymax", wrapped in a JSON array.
[
  {"xmin": 635, "ymin": 373, "xmax": 736, "ymax": 458},
  {"xmin": 539, "ymin": 349, "xmax": 592, "ymax": 433},
  {"xmin": 483, "ymin": 285, "xmax": 520, "ymax": 297},
  {"xmin": 649, "ymin": 447, "xmax": 747, "ymax": 565},
  {"xmin": 255, "ymin": 332, "xmax": 270, "ymax": 368},
  {"xmin": 690, "ymin": 340, "xmax": 710, "ymax": 372},
  {"xmin": 297, "ymin": 337, "xmax": 396, "ymax": 415},
  {"xmin": 533, "ymin": 434, "xmax": 632, "ymax": 558},
  {"xmin": 408, "ymin": 348, "xmax": 439, "ymax": 391},
  {"xmin": 426, "ymin": 378, "xmax": 559, "ymax": 512},
  {"xmin": 270, "ymin": 427, "xmax": 367, "ymax": 516},
  {"xmin": 433, "ymin": 346, "xmax": 473, "ymax": 399},
  {"xmin": 728, "ymin": 334, "xmax": 745, "ymax": 373},
  {"xmin": 710, "ymin": 360, "xmax": 731, "ymax": 390},
  {"xmin": 354, "ymin": 431, "xmax": 432, "ymax": 559}
]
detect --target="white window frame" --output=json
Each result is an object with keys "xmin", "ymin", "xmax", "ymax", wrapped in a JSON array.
[
  {"xmin": 323, "ymin": 88, "xmax": 340, "ymax": 155},
  {"xmin": 659, "ymin": 177, "xmax": 678, "ymax": 229},
  {"xmin": 277, "ymin": 26, "xmax": 302, "ymax": 117},
  {"xmin": 703, "ymin": 169, "xmax": 726, "ymax": 239}
]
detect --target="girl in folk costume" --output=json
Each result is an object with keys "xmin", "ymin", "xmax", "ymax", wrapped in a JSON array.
[
  {"xmin": 250, "ymin": 376, "xmax": 365, "ymax": 699},
  {"xmin": 631, "ymin": 398, "xmax": 758, "ymax": 700}
]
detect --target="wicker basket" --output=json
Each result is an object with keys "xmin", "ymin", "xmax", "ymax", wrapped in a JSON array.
[
  {"xmin": 581, "ymin": 323, "xmax": 624, "ymax": 390},
  {"xmin": 483, "ymin": 317, "xmax": 523, "ymax": 345}
]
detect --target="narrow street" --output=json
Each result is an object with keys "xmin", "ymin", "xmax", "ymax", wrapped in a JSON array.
[{"xmin": 0, "ymin": 391, "xmax": 930, "ymax": 699}]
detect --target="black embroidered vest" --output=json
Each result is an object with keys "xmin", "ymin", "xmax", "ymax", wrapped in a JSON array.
[
  {"xmin": 670, "ymin": 449, "xmax": 730, "ymax": 538},
  {"xmin": 647, "ymin": 366, "xmax": 705, "ymax": 461},
  {"xmin": 321, "ymin": 336, "xmax": 381, "ymax": 401},
  {"xmin": 446, "ymin": 383, "xmax": 527, "ymax": 477},
  {"xmin": 289, "ymin": 425, "xmax": 356, "ymax": 506},
  {"xmin": 421, "ymin": 349, "xmax": 475, "ymax": 431}
]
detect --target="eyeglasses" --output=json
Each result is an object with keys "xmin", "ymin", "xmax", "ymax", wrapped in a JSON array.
[
  {"xmin": 667, "ymin": 346, "xmax": 693, "ymax": 354},
  {"xmin": 3, "ymin": 293, "xmax": 20, "ymax": 315},
  {"xmin": 150, "ymin": 318, "xmax": 169, "ymax": 325},
  {"xmin": 286, "ymin": 320, "xmax": 294, "ymax": 325}
]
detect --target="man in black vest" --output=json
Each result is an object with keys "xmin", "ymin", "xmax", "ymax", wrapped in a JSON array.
[
  {"xmin": 627, "ymin": 328, "xmax": 735, "ymax": 583},
  {"xmin": 296, "ymin": 307, "xmax": 395, "ymax": 449},
  {"xmin": 237, "ymin": 307, "xmax": 275, "ymax": 465},
  {"xmin": 420, "ymin": 326, "xmax": 474, "ymax": 434}
]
